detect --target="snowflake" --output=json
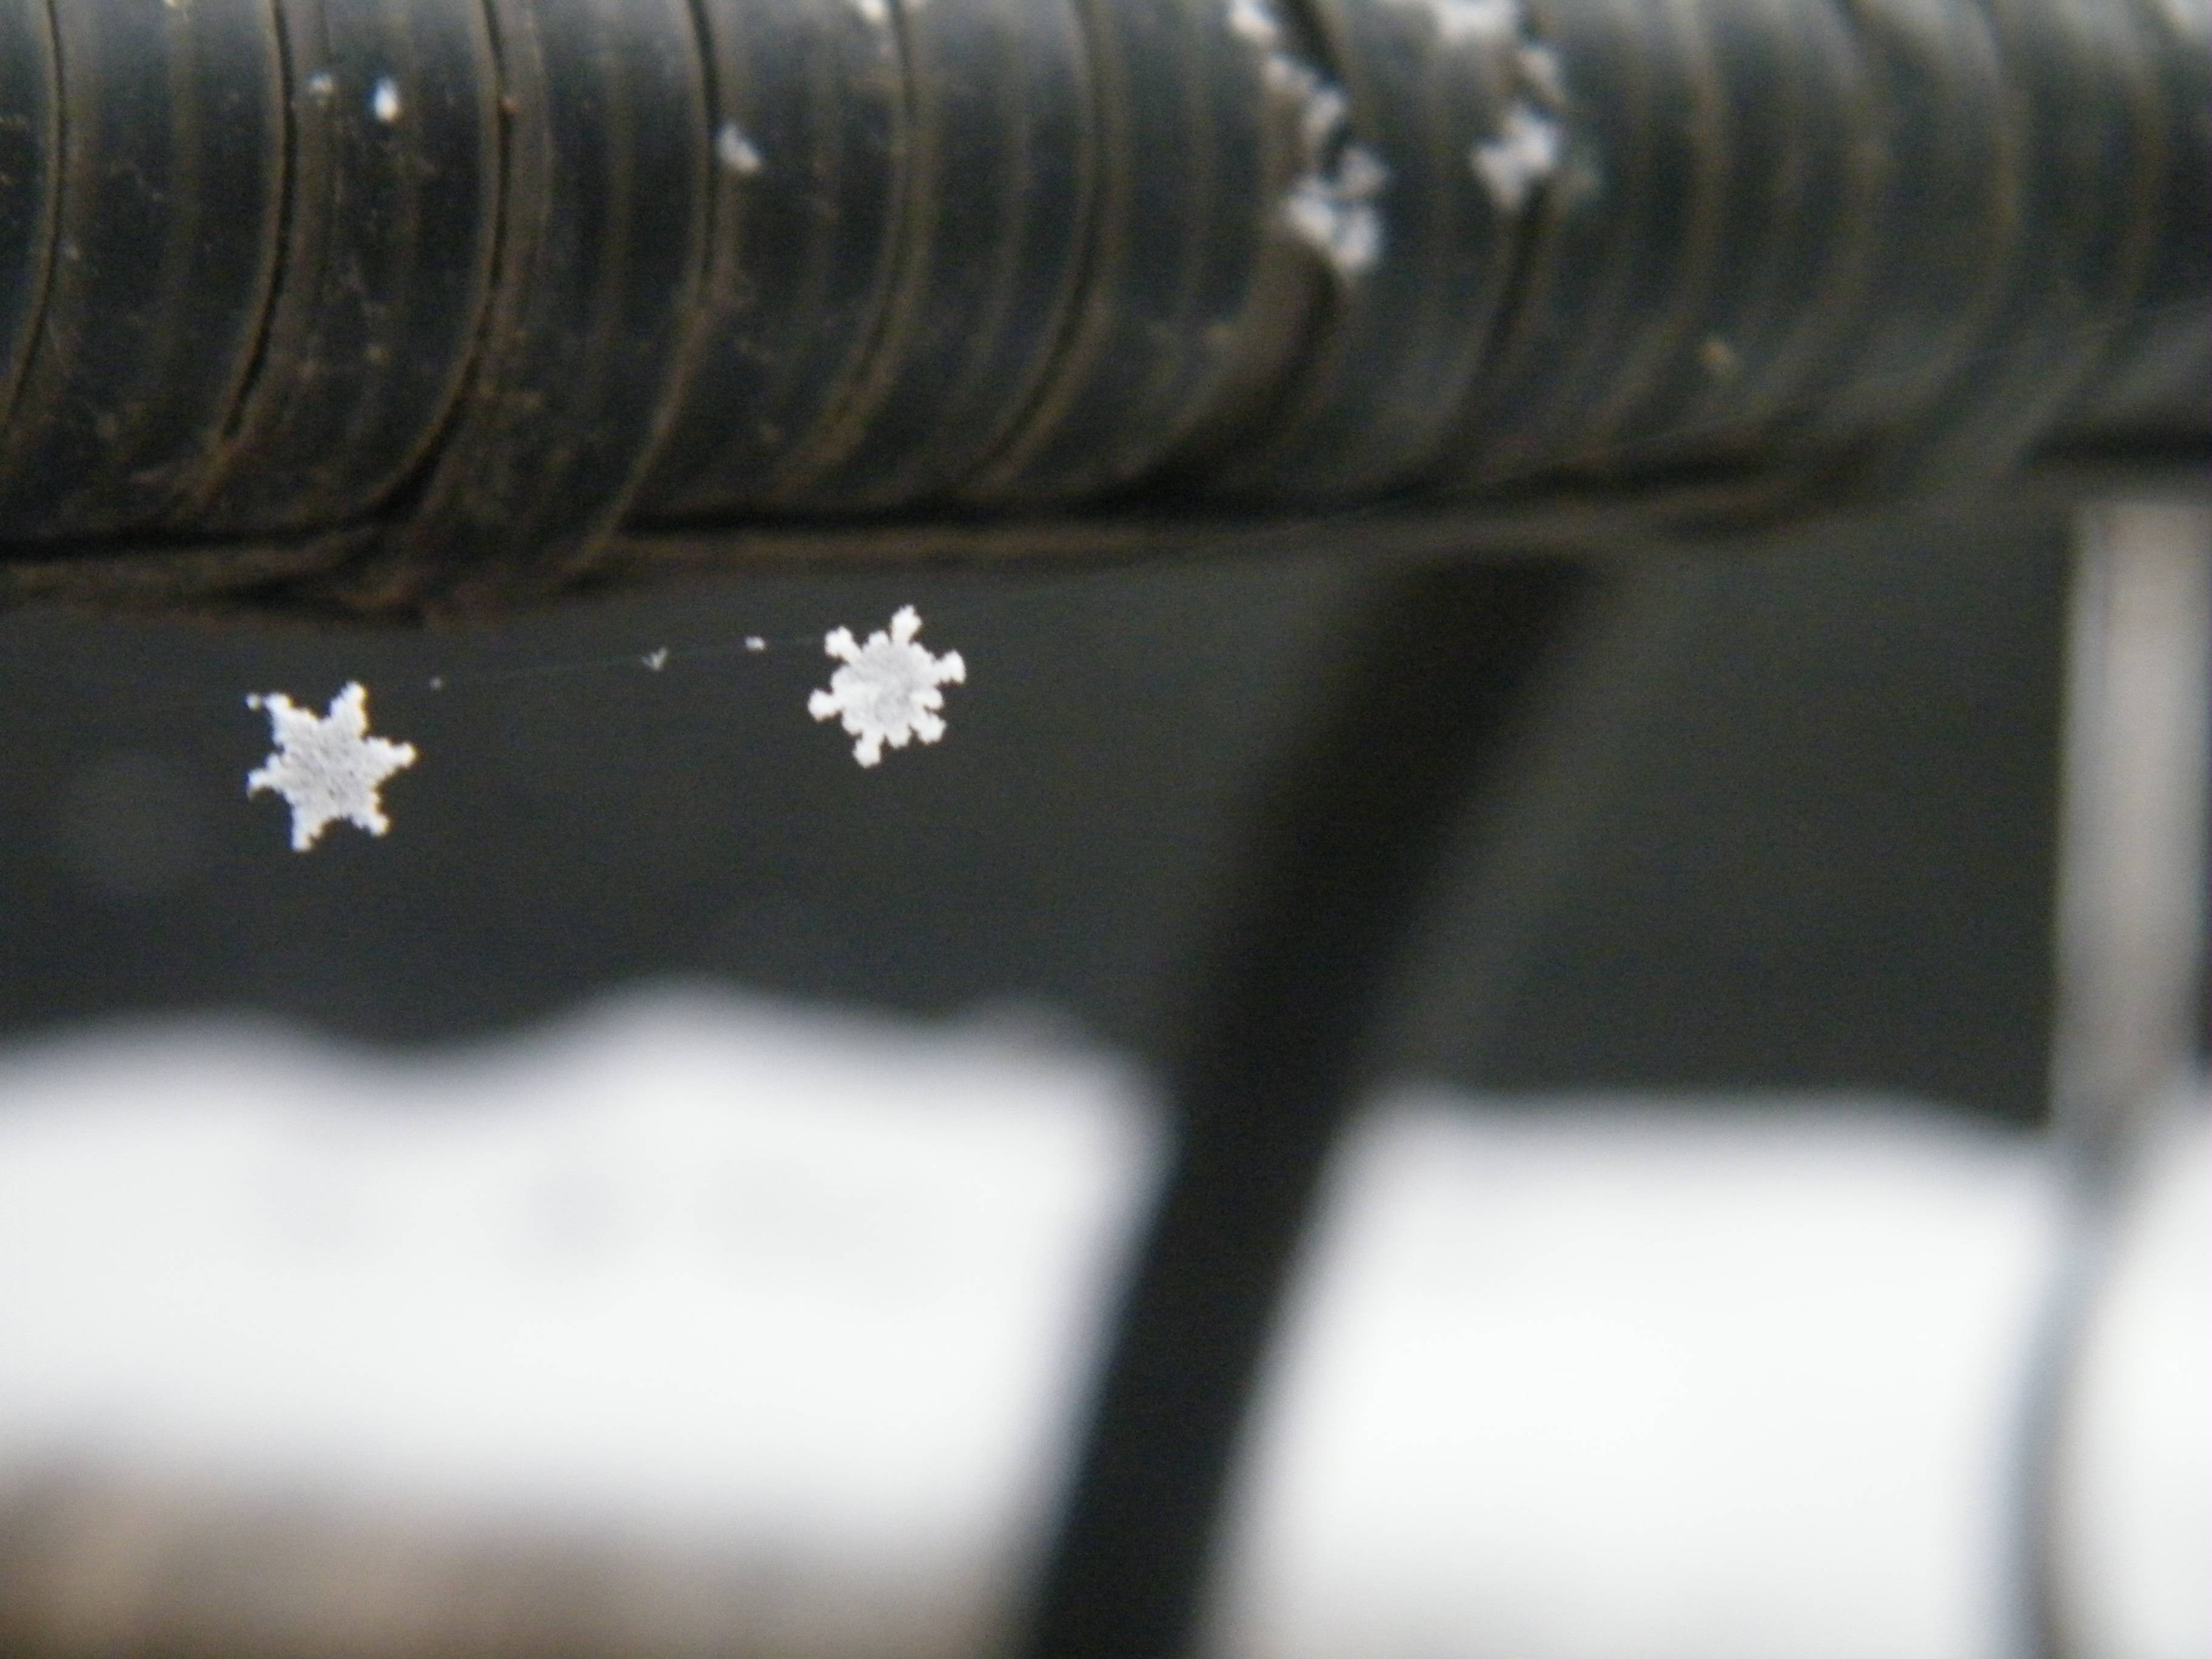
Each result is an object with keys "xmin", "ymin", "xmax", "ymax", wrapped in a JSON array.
[
  {"xmin": 245, "ymin": 682, "xmax": 418, "ymax": 851},
  {"xmin": 808, "ymin": 606, "xmax": 966, "ymax": 767}
]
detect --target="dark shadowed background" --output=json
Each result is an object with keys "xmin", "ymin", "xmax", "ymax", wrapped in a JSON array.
[{"xmin": 1, "ymin": 491, "xmax": 2066, "ymax": 1126}]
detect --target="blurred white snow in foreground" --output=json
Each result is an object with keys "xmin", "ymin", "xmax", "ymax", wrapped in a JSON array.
[
  {"xmin": 1215, "ymin": 1088, "xmax": 2204, "ymax": 1659},
  {"xmin": 0, "ymin": 989, "xmax": 1157, "ymax": 1658},
  {"xmin": 2051, "ymin": 1103, "xmax": 2212, "ymax": 1659},
  {"xmin": 0, "ymin": 988, "xmax": 2200, "ymax": 1659}
]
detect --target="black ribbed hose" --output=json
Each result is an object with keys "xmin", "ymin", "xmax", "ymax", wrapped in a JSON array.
[{"xmin": 0, "ymin": 0, "xmax": 2202, "ymax": 615}]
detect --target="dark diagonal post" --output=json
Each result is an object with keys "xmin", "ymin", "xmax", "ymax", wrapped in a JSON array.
[{"xmin": 1019, "ymin": 556, "xmax": 1592, "ymax": 1659}]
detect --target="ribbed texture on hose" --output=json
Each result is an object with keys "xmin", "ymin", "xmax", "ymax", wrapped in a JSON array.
[{"xmin": 0, "ymin": 0, "xmax": 2204, "ymax": 612}]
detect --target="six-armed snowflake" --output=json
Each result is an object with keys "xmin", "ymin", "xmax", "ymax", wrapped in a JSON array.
[
  {"xmin": 808, "ymin": 605, "xmax": 967, "ymax": 767},
  {"xmin": 246, "ymin": 682, "xmax": 419, "ymax": 851}
]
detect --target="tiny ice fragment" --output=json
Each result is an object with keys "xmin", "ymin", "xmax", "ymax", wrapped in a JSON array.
[
  {"xmin": 1473, "ymin": 101, "xmax": 1561, "ymax": 212},
  {"xmin": 715, "ymin": 121, "xmax": 763, "ymax": 175},
  {"xmin": 1405, "ymin": 0, "xmax": 1521, "ymax": 43},
  {"xmin": 808, "ymin": 605, "xmax": 967, "ymax": 768},
  {"xmin": 1299, "ymin": 85, "xmax": 1349, "ymax": 155},
  {"xmin": 1284, "ymin": 144, "xmax": 1388, "ymax": 277},
  {"xmin": 745, "ymin": 637, "xmax": 766, "ymax": 652},
  {"xmin": 1227, "ymin": 0, "xmax": 1280, "ymax": 46},
  {"xmin": 1516, "ymin": 41, "xmax": 1565, "ymax": 103},
  {"xmin": 370, "ymin": 76, "xmax": 401, "ymax": 122},
  {"xmin": 642, "ymin": 648, "xmax": 671, "ymax": 671},
  {"xmin": 245, "ymin": 682, "xmax": 418, "ymax": 852},
  {"xmin": 1246, "ymin": 16, "xmax": 1389, "ymax": 283}
]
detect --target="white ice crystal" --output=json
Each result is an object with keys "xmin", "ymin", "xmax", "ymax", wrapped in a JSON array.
[
  {"xmin": 1283, "ymin": 144, "xmax": 1387, "ymax": 276},
  {"xmin": 808, "ymin": 606, "xmax": 966, "ymax": 768},
  {"xmin": 714, "ymin": 121, "xmax": 763, "ymax": 176},
  {"xmin": 1227, "ymin": 0, "xmax": 1281, "ymax": 45},
  {"xmin": 1515, "ymin": 41, "xmax": 1565, "ymax": 102},
  {"xmin": 1229, "ymin": 0, "xmax": 1389, "ymax": 280},
  {"xmin": 1472, "ymin": 100, "xmax": 1562, "ymax": 212},
  {"xmin": 245, "ymin": 682, "xmax": 418, "ymax": 851},
  {"xmin": 1383, "ymin": 0, "xmax": 1521, "ymax": 44},
  {"xmin": 1450, "ymin": 1, "xmax": 1571, "ymax": 214}
]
